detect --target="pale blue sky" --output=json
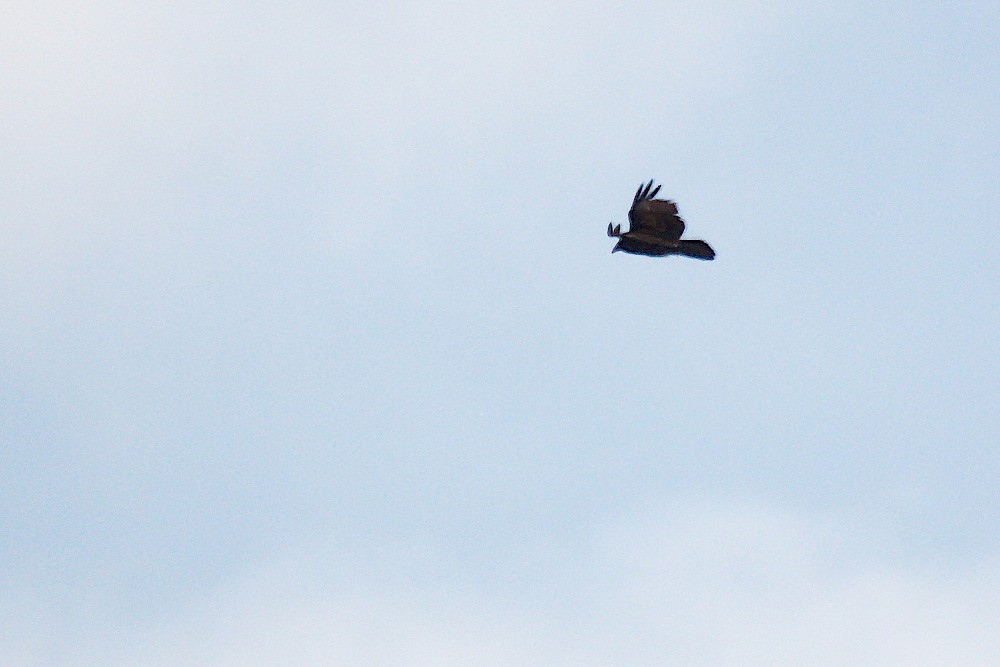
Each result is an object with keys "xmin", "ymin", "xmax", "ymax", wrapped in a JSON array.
[{"xmin": 3, "ymin": 2, "xmax": 999, "ymax": 664}]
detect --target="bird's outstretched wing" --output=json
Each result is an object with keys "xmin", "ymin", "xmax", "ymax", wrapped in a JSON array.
[{"xmin": 627, "ymin": 180, "xmax": 685, "ymax": 242}]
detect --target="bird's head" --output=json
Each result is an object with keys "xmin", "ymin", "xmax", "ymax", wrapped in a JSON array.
[{"xmin": 612, "ymin": 239, "xmax": 623, "ymax": 253}]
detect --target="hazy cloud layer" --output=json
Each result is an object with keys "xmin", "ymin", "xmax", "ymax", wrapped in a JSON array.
[
  {"xmin": 2, "ymin": 2, "xmax": 999, "ymax": 664},
  {"xmin": 20, "ymin": 504, "xmax": 1000, "ymax": 666}
]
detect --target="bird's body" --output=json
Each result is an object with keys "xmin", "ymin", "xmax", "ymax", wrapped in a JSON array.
[{"xmin": 608, "ymin": 180, "xmax": 715, "ymax": 260}]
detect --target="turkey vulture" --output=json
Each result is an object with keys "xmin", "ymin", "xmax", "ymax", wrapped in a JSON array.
[{"xmin": 608, "ymin": 180, "xmax": 715, "ymax": 260}]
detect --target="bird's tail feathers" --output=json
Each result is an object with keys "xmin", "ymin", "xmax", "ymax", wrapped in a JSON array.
[{"xmin": 676, "ymin": 240, "xmax": 715, "ymax": 260}]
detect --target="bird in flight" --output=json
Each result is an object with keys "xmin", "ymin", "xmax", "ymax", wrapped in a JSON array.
[{"xmin": 608, "ymin": 180, "xmax": 715, "ymax": 260}]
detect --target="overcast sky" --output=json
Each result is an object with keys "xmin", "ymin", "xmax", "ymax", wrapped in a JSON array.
[{"xmin": 3, "ymin": 2, "xmax": 1000, "ymax": 664}]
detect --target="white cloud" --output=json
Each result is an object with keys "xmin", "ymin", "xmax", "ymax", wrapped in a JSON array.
[
  {"xmin": 27, "ymin": 502, "xmax": 997, "ymax": 666},
  {"xmin": 582, "ymin": 504, "xmax": 1000, "ymax": 665}
]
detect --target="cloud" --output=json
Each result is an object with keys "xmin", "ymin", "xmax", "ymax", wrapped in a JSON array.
[
  {"xmin": 583, "ymin": 504, "xmax": 1000, "ymax": 664},
  {"xmin": 24, "ymin": 502, "xmax": 997, "ymax": 666},
  {"xmin": 4, "ymin": 4, "xmax": 998, "ymax": 666}
]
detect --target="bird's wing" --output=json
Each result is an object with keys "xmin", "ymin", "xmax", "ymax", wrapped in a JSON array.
[{"xmin": 628, "ymin": 198, "xmax": 685, "ymax": 242}]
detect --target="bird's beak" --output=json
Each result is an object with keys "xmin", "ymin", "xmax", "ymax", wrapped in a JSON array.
[{"xmin": 612, "ymin": 245, "xmax": 620, "ymax": 253}]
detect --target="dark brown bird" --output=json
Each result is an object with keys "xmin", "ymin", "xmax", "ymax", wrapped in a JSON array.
[{"xmin": 608, "ymin": 180, "xmax": 715, "ymax": 260}]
